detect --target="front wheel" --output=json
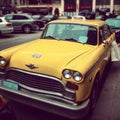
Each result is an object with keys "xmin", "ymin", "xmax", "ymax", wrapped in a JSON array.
[
  {"xmin": 89, "ymin": 76, "xmax": 99, "ymax": 111},
  {"xmin": 22, "ymin": 25, "xmax": 32, "ymax": 33}
]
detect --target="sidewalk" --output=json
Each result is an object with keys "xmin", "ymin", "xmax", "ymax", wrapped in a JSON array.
[{"xmin": 90, "ymin": 61, "xmax": 120, "ymax": 120}]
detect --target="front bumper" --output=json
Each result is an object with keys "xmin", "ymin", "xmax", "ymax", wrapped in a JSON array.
[{"xmin": 0, "ymin": 85, "xmax": 90, "ymax": 119}]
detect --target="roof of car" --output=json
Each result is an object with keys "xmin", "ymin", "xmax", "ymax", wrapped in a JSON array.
[
  {"xmin": 49, "ymin": 19, "xmax": 106, "ymax": 27},
  {"xmin": 4, "ymin": 13, "xmax": 31, "ymax": 16},
  {"xmin": 106, "ymin": 18, "xmax": 120, "ymax": 20}
]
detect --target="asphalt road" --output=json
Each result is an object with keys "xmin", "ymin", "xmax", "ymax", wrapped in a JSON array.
[{"xmin": 0, "ymin": 31, "xmax": 120, "ymax": 120}]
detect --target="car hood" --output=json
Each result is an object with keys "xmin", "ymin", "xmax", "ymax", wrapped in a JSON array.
[{"xmin": 10, "ymin": 39, "xmax": 96, "ymax": 77}]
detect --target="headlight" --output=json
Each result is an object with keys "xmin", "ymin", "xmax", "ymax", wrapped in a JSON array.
[
  {"xmin": 0, "ymin": 57, "xmax": 6, "ymax": 66},
  {"xmin": 62, "ymin": 69, "xmax": 72, "ymax": 79},
  {"xmin": 62, "ymin": 69, "xmax": 83, "ymax": 82},
  {"xmin": 73, "ymin": 72, "xmax": 82, "ymax": 81}
]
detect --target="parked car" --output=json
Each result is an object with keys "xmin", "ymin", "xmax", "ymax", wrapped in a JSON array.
[
  {"xmin": 116, "ymin": 15, "xmax": 120, "ymax": 19},
  {"xmin": 40, "ymin": 14, "xmax": 57, "ymax": 24},
  {"xmin": 58, "ymin": 15, "xmax": 71, "ymax": 19},
  {"xmin": 0, "ymin": 17, "xmax": 13, "ymax": 35},
  {"xmin": 32, "ymin": 15, "xmax": 45, "ymax": 30},
  {"xmin": 72, "ymin": 15, "xmax": 86, "ymax": 20},
  {"xmin": 79, "ymin": 10, "xmax": 95, "ymax": 19},
  {"xmin": 105, "ymin": 18, "xmax": 120, "ymax": 43},
  {"xmin": 0, "ymin": 19, "xmax": 115, "ymax": 119},
  {"xmin": 4, "ymin": 14, "xmax": 37, "ymax": 33}
]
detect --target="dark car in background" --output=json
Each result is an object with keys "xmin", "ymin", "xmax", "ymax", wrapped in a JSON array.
[
  {"xmin": 79, "ymin": 10, "xmax": 95, "ymax": 19},
  {"xmin": 32, "ymin": 15, "xmax": 45, "ymax": 30},
  {"xmin": 40, "ymin": 15, "xmax": 57, "ymax": 24},
  {"xmin": 4, "ymin": 14, "xmax": 37, "ymax": 33},
  {"xmin": 105, "ymin": 18, "xmax": 120, "ymax": 43},
  {"xmin": 58, "ymin": 15, "xmax": 71, "ymax": 19},
  {"xmin": 116, "ymin": 15, "xmax": 120, "ymax": 19}
]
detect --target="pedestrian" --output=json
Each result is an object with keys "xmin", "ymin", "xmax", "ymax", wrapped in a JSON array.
[{"xmin": 111, "ymin": 40, "xmax": 120, "ymax": 61}]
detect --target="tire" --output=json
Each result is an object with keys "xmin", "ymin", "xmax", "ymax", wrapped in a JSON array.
[
  {"xmin": 89, "ymin": 76, "xmax": 99, "ymax": 111},
  {"xmin": 22, "ymin": 25, "xmax": 32, "ymax": 33},
  {"xmin": 36, "ymin": 25, "xmax": 40, "ymax": 31}
]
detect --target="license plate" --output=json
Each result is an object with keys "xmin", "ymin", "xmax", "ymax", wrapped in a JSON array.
[{"xmin": 2, "ymin": 81, "xmax": 18, "ymax": 90}]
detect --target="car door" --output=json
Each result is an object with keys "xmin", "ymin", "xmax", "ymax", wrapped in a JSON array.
[
  {"xmin": 5, "ymin": 14, "xmax": 19, "ymax": 31},
  {"xmin": 5, "ymin": 14, "xmax": 16, "ymax": 29},
  {"xmin": 11, "ymin": 15, "xmax": 23, "ymax": 31},
  {"xmin": 99, "ymin": 24, "xmax": 114, "ymax": 67}
]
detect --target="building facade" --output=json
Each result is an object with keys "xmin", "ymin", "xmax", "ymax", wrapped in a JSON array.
[{"xmin": 0, "ymin": 0, "xmax": 120, "ymax": 15}]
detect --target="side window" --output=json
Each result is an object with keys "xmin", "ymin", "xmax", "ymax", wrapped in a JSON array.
[
  {"xmin": 99, "ymin": 30, "xmax": 103, "ymax": 44},
  {"xmin": 99, "ymin": 25, "xmax": 111, "ymax": 44},
  {"xmin": 13, "ymin": 15, "xmax": 28, "ymax": 20},
  {"xmin": 102, "ymin": 25, "xmax": 111, "ymax": 40},
  {"xmin": 5, "ymin": 15, "xmax": 13, "ymax": 20}
]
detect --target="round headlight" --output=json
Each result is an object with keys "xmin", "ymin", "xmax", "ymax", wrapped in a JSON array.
[
  {"xmin": 63, "ymin": 69, "xmax": 72, "ymax": 79},
  {"xmin": 0, "ymin": 57, "xmax": 6, "ymax": 66},
  {"xmin": 73, "ymin": 72, "xmax": 82, "ymax": 82}
]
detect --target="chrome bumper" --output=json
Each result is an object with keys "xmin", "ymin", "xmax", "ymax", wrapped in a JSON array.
[{"xmin": 0, "ymin": 85, "xmax": 90, "ymax": 119}]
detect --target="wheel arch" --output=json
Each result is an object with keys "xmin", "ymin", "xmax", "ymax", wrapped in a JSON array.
[{"xmin": 22, "ymin": 24, "xmax": 32, "ymax": 33}]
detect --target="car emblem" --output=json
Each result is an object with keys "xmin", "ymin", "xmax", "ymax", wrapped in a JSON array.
[
  {"xmin": 32, "ymin": 53, "xmax": 41, "ymax": 58},
  {"xmin": 25, "ymin": 64, "xmax": 39, "ymax": 69}
]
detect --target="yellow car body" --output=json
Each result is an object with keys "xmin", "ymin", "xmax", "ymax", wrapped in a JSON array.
[{"xmin": 0, "ymin": 19, "xmax": 115, "ymax": 119}]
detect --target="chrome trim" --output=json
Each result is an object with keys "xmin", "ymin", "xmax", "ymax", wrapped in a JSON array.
[
  {"xmin": 7, "ymin": 79, "xmax": 63, "ymax": 97},
  {"xmin": 6, "ymin": 68, "xmax": 76, "ymax": 101},
  {"xmin": 0, "ymin": 85, "xmax": 89, "ymax": 109},
  {"xmin": 25, "ymin": 64, "xmax": 39, "ymax": 69}
]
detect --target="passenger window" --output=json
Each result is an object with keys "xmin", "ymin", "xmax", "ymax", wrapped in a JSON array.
[
  {"xmin": 99, "ymin": 30, "xmax": 103, "ymax": 44},
  {"xmin": 87, "ymin": 29, "xmax": 97, "ymax": 45},
  {"xmin": 13, "ymin": 15, "xmax": 28, "ymax": 20},
  {"xmin": 6, "ymin": 15, "xmax": 13, "ymax": 20},
  {"xmin": 101, "ymin": 25, "xmax": 111, "ymax": 40}
]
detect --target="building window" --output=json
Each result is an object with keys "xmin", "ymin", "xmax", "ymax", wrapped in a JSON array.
[
  {"xmin": 96, "ymin": 0, "xmax": 110, "ymax": 5},
  {"xmin": 52, "ymin": 0, "xmax": 61, "ymax": 4},
  {"xmin": 42, "ymin": 0, "xmax": 52, "ymax": 4},
  {"xmin": 80, "ymin": 0, "xmax": 92, "ymax": 10},
  {"xmin": 64, "ymin": 0, "xmax": 76, "ymax": 12},
  {"xmin": 114, "ymin": 0, "xmax": 120, "ymax": 5},
  {"xmin": 29, "ymin": 0, "xmax": 39, "ymax": 5}
]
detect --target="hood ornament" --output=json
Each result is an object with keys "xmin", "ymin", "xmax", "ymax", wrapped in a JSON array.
[
  {"xmin": 32, "ymin": 53, "xmax": 41, "ymax": 58},
  {"xmin": 25, "ymin": 64, "xmax": 39, "ymax": 69}
]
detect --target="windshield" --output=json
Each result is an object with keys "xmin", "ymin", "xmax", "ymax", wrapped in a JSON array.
[{"xmin": 41, "ymin": 23, "xmax": 97, "ymax": 45}]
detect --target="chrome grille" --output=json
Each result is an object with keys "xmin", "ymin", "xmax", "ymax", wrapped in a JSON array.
[{"xmin": 6, "ymin": 69, "xmax": 64, "ymax": 93}]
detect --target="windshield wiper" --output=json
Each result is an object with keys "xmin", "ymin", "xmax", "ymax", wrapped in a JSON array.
[
  {"xmin": 65, "ymin": 38, "xmax": 78, "ymax": 42},
  {"xmin": 44, "ymin": 35, "xmax": 57, "ymax": 40},
  {"xmin": 65, "ymin": 38, "xmax": 85, "ymax": 44}
]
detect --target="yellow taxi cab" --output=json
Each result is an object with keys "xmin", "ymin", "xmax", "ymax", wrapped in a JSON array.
[{"xmin": 0, "ymin": 18, "xmax": 115, "ymax": 119}]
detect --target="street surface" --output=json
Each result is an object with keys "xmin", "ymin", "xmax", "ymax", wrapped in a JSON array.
[{"xmin": 0, "ymin": 31, "xmax": 120, "ymax": 120}]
